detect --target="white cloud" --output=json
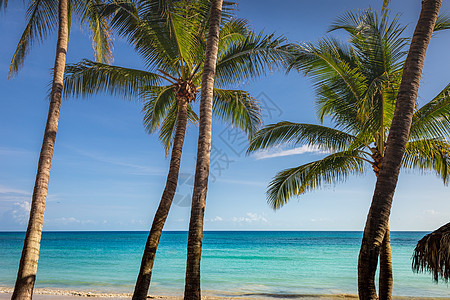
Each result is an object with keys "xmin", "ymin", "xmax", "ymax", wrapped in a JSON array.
[
  {"xmin": 232, "ymin": 212, "xmax": 267, "ymax": 223},
  {"xmin": 0, "ymin": 185, "xmax": 31, "ymax": 196},
  {"xmin": 130, "ymin": 219, "xmax": 145, "ymax": 225},
  {"xmin": 50, "ymin": 217, "xmax": 96, "ymax": 225},
  {"xmin": 10, "ymin": 201, "xmax": 31, "ymax": 224},
  {"xmin": 253, "ymin": 145, "xmax": 327, "ymax": 160},
  {"xmin": 0, "ymin": 201, "xmax": 31, "ymax": 229},
  {"xmin": 209, "ymin": 216, "xmax": 223, "ymax": 222}
]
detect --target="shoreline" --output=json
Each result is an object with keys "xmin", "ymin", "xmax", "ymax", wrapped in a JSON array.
[{"xmin": 1, "ymin": 287, "xmax": 449, "ymax": 300}]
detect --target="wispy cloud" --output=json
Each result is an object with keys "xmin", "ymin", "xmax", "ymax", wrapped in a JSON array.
[
  {"xmin": 47, "ymin": 217, "xmax": 97, "ymax": 226},
  {"xmin": 0, "ymin": 185, "xmax": 31, "ymax": 205},
  {"xmin": 253, "ymin": 145, "xmax": 327, "ymax": 160},
  {"xmin": 208, "ymin": 216, "xmax": 223, "ymax": 222},
  {"xmin": 0, "ymin": 185, "xmax": 31, "ymax": 196},
  {"xmin": 0, "ymin": 146, "xmax": 34, "ymax": 158},
  {"xmin": 65, "ymin": 147, "xmax": 166, "ymax": 176},
  {"xmin": 232, "ymin": 212, "xmax": 268, "ymax": 223}
]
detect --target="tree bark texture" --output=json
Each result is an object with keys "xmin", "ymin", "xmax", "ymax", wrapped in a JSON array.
[
  {"xmin": 184, "ymin": 0, "xmax": 223, "ymax": 299},
  {"xmin": 132, "ymin": 98, "xmax": 189, "ymax": 300},
  {"xmin": 12, "ymin": 0, "xmax": 69, "ymax": 298}
]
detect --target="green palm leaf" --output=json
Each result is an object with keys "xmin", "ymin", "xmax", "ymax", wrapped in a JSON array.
[
  {"xmin": 215, "ymin": 31, "xmax": 291, "ymax": 87},
  {"xmin": 404, "ymin": 139, "xmax": 450, "ymax": 184},
  {"xmin": 217, "ymin": 18, "xmax": 248, "ymax": 50},
  {"xmin": 141, "ymin": 85, "xmax": 176, "ymax": 133},
  {"xmin": 105, "ymin": 0, "xmax": 182, "ymax": 75},
  {"xmin": 64, "ymin": 59, "xmax": 162, "ymax": 99},
  {"xmin": 411, "ymin": 83, "xmax": 450, "ymax": 140},
  {"xmin": 9, "ymin": 0, "xmax": 59, "ymax": 76},
  {"xmin": 248, "ymin": 121, "xmax": 357, "ymax": 153},
  {"xmin": 288, "ymin": 38, "xmax": 368, "ymax": 131},
  {"xmin": 267, "ymin": 150, "xmax": 366, "ymax": 209},
  {"xmin": 213, "ymin": 88, "xmax": 261, "ymax": 137},
  {"xmin": 434, "ymin": 14, "xmax": 450, "ymax": 32},
  {"xmin": 76, "ymin": 0, "xmax": 114, "ymax": 63}
]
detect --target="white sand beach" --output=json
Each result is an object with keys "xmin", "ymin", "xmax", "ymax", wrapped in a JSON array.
[{"xmin": 1, "ymin": 287, "xmax": 450, "ymax": 300}]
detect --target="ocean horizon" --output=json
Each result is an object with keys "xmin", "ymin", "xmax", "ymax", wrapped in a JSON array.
[{"xmin": 1, "ymin": 231, "xmax": 449, "ymax": 298}]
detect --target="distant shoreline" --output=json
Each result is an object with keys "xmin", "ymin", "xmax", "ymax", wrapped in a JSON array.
[{"xmin": 1, "ymin": 287, "xmax": 449, "ymax": 300}]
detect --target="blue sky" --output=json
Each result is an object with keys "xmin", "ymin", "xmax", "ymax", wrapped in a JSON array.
[{"xmin": 1, "ymin": 0, "xmax": 450, "ymax": 231}]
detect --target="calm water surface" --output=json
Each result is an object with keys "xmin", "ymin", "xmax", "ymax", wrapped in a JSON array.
[{"xmin": 0, "ymin": 231, "xmax": 449, "ymax": 297}]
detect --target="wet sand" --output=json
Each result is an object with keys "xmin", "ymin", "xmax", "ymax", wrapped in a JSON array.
[{"xmin": 0, "ymin": 287, "xmax": 449, "ymax": 299}]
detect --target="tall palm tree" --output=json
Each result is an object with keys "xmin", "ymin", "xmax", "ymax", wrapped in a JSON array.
[
  {"xmin": 9, "ymin": 0, "xmax": 112, "ymax": 298},
  {"xmin": 248, "ymin": 8, "xmax": 450, "ymax": 300},
  {"xmin": 63, "ymin": 1, "xmax": 290, "ymax": 299},
  {"xmin": 184, "ymin": 0, "xmax": 222, "ymax": 299},
  {"xmin": 358, "ymin": 0, "xmax": 443, "ymax": 299}
]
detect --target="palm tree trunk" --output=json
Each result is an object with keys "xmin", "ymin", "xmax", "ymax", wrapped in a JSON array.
[
  {"xmin": 11, "ymin": 0, "xmax": 69, "ymax": 298},
  {"xmin": 379, "ymin": 226, "xmax": 393, "ymax": 300},
  {"xmin": 184, "ymin": 0, "xmax": 222, "ymax": 299},
  {"xmin": 132, "ymin": 98, "xmax": 189, "ymax": 300},
  {"xmin": 358, "ymin": 1, "xmax": 442, "ymax": 299}
]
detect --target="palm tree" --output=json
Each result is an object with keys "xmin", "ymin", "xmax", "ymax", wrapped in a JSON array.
[
  {"xmin": 63, "ymin": 1, "xmax": 290, "ymax": 299},
  {"xmin": 358, "ymin": 0, "xmax": 443, "ymax": 298},
  {"xmin": 9, "ymin": 0, "xmax": 112, "ymax": 298},
  {"xmin": 184, "ymin": 0, "xmax": 222, "ymax": 299},
  {"xmin": 248, "ymin": 8, "xmax": 450, "ymax": 300}
]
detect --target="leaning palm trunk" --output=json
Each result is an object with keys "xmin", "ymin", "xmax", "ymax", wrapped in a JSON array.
[
  {"xmin": 376, "ymin": 165, "xmax": 393, "ymax": 300},
  {"xmin": 12, "ymin": 0, "xmax": 69, "ymax": 298},
  {"xmin": 132, "ymin": 98, "xmax": 189, "ymax": 300},
  {"xmin": 379, "ymin": 226, "xmax": 393, "ymax": 300},
  {"xmin": 357, "ymin": 0, "xmax": 442, "ymax": 299},
  {"xmin": 184, "ymin": 0, "xmax": 222, "ymax": 299}
]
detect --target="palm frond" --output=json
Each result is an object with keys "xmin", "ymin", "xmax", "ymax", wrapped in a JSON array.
[
  {"xmin": 434, "ymin": 13, "xmax": 450, "ymax": 32},
  {"xmin": 9, "ymin": 0, "xmax": 59, "ymax": 76},
  {"xmin": 329, "ymin": 9, "xmax": 408, "ymax": 68},
  {"xmin": 142, "ymin": 85, "xmax": 175, "ymax": 133},
  {"xmin": 76, "ymin": 0, "xmax": 114, "ymax": 63},
  {"xmin": 413, "ymin": 222, "xmax": 450, "ymax": 283},
  {"xmin": 248, "ymin": 121, "xmax": 356, "ymax": 153},
  {"xmin": 105, "ymin": 0, "xmax": 181, "ymax": 75},
  {"xmin": 403, "ymin": 139, "xmax": 450, "ymax": 184},
  {"xmin": 410, "ymin": 83, "xmax": 450, "ymax": 140},
  {"xmin": 213, "ymin": 88, "xmax": 261, "ymax": 138},
  {"xmin": 215, "ymin": 31, "xmax": 292, "ymax": 87},
  {"xmin": 217, "ymin": 18, "xmax": 248, "ymax": 53},
  {"xmin": 288, "ymin": 38, "xmax": 367, "ymax": 130},
  {"xmin": 267, "ymin": 150, "xmax": 366, "ymax": 209},
  {"xmin": 64, "ymin": 59, "xmax": 161, "ymax": 99}
]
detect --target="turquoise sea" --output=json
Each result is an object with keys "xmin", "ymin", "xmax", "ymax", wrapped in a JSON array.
[{"xmin": 0, "ymin": 231, "xmax": 449, "ymax": 298}]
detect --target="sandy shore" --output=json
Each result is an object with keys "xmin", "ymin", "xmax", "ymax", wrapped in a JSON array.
[{"xmin": 1, "ymin": 287, "xmax": 449, "ymax": 299}]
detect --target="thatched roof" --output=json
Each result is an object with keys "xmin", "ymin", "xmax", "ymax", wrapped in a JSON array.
[{"xmin": 412, "ymin": 222, "xmax": 450, "ymax": 282}]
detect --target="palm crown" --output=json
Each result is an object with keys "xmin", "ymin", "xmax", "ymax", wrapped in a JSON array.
[
  {"xmin": 248, "ymin": 9, "xmax": 450, "ymax": 209},
  {"xmin": 64, "ymin": 0, "xmax": 292, "ymax": 152}
]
